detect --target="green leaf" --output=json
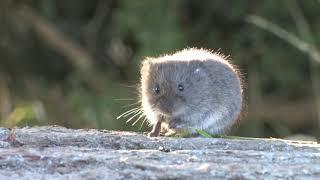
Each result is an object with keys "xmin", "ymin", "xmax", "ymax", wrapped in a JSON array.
[{"xmin": 195, "ymin": 129, "xmax": 213, "ymax": 138}]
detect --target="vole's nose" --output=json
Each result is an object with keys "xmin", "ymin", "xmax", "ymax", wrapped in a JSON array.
[
  {"xmin": 159, "ymin": 98, "xmax": 174, "ymax": 115},
  {"xmin": 161, "ymin": 105, "xmax": 173, "ymax": 115}
]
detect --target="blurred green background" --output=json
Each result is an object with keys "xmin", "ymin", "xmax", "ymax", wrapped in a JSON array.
[{"xmin": 0, "ymin": 0, "xmax": 319, "ymax": 139}]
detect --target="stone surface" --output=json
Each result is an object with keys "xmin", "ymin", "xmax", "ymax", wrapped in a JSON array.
[{"xmin": 0, "ymin": 126, "xmax": 319, "ymax": 179}]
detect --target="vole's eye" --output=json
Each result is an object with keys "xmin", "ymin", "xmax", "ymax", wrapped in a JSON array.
[
  {"xmin": 153, "ymin": 84, "xmax": 160, "ymax": 94},
  {"xmin": 178, "ymin": 84, "xmax": 184, "ymax": 92}
]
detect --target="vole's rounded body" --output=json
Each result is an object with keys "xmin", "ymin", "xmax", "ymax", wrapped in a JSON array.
[{"xmin": 140, "ymin": 48, "xmax": 243, "ymax": 136}]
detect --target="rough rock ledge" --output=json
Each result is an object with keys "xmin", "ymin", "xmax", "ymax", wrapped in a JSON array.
[{"xmin": 0, "ymin": 126, "xmax": 319, "ymax": 179}]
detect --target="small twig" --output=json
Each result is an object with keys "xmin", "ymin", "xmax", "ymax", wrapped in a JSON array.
[
  {"xmin": 18, "ymin": 6, "xmax": 106, "ymax": 92},
  {"xmin": 246, "ymin": 15, "xmax": 320, "ymax": 63},
  {"xmin": 287, "ymin": 1, "xmax": 312, "ymax": 40},
  {"xmin": 0, "ymin": 75, "xmax": 12, "ymax": 122},
  {"xmin": 247, "ymin": 4, "xmax": 320, "ymax": 128},
  {"xmin": 83, "ymin": 0, "xmax": 112, "ymax": 53},
  {"xmin": 20, "ymin": 6, "xmax": 95, "ymax": 73},
  {"xmin": 287, "ymin": 0, "xmax": 320, "ymax": 128}
]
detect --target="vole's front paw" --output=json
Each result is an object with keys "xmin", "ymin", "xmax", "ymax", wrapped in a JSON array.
[
  {"xmin": 164, "ymin": 129, "xmax": 177, "ymax": 137},
  {"xmin": 147, "ymin": 131, "xmax": 159, "ymax": 137}
]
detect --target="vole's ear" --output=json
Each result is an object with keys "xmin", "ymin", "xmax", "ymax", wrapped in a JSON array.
[{"xmin": 193, "ymin": 62, "xmax": 207, "ymax": 80}]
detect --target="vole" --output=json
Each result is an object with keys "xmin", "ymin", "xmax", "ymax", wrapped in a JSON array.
[
  {"xmin": 140, "ymin": 48, "xmax": 243, "ymax": 137},
  {"xmin": 125, "ymin": 48, "xmax": 243, "ymax": 137}
]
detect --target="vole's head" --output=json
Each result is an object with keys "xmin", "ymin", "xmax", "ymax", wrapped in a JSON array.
[{"xmin": 141, "ymin": 58, "xmax": 213, "ymax": 120}]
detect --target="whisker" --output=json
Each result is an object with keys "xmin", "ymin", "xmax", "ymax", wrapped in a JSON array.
[
  {"xmin": 126, "ymin": 111, "xmax": 143, "ymax": 123},
  {"xmin": 116, "ymin": 107, "xmax": 141, "ymax": 119},
  {"xmin": 123, "ymin": 108, "xmax": 142, "ymax": 118},
  {"xmin": 117, "ymin": 108, "xmax": 140, "ymax": 120},
  {"xmin": 123, "ymin": 101, "xmax": 141, "ymax": 108},
  {"xmin": 113, "ymin": 98, "xmax": 136, "ymax": 101},
  {"xmin": 132, "ymin": 113, "xmax": 145, "ymax": 126},
  {"xmin": 122, "ymin": 109, "xmax": 140, "ymax": 121},
  {"xmin": 139, "ymin": 116, "xmax": 148, "ymax": 129},
  {"xmin": 118, "ymin": 84, "xmax": 140, "ymax": 88},
  {"xmin": 145, "ymin": 117, "xmax": 153, "ymax": 127},
  {"xmin": 121, "ymin": 109, "xmax": 141, "ymax": 120}
]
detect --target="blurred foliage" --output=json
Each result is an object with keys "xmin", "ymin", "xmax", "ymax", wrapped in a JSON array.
[{"xmin": 0, "ymin": 0, "xmax": 319, "ymax": 138}]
